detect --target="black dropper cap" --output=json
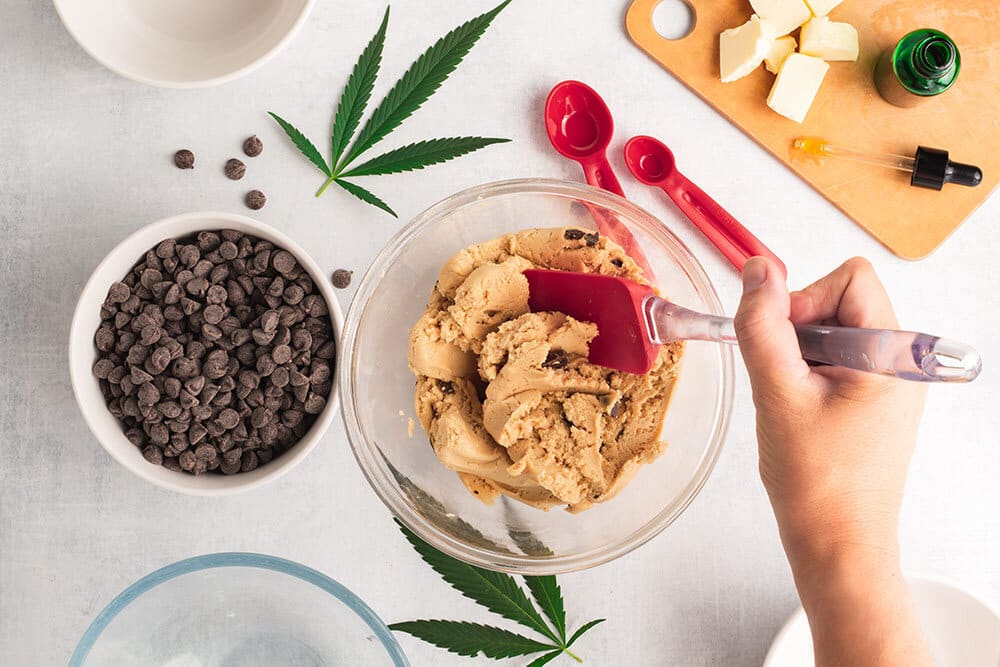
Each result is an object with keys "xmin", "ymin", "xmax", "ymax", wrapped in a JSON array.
[{"xmin": 912, "ymin": 146, "xmax": 983, "ymax": 190}]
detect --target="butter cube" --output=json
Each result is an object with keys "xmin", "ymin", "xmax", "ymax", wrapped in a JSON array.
[
  {"xmin": 764, "ymin": 35, "xmax": 797, "ymax": 74},
  {"xmin": 720, "ymin": 15, "xmax": 776, "ymax": 83},
  {"xmin": 804, "ymin": 0, "xmax": 843, "ymax": 17},
  {"xmin": 767, "ymin": 53, "xmax": 829, "ymax": 123},
  {"xmin": 749, "ymin": 0, "xmax": 812, "ymax": 36},
  {"xmin": 799, "ymin": 17, "xmax": 859, "ymax": 61}
]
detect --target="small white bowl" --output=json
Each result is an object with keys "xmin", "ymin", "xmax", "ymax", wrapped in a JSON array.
[
  {"xmin": 763, "ymin": 574, "xmax": 1000, "ymax": 667},
  {"xmin": 54, "ymin": 0, "xmax": 315, "ymax": 88},
  {"xmin": 69, "ymin": 212, "xmax": 343, "ymax": 495}
]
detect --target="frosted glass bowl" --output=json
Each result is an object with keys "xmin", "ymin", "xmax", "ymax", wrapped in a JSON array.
[
  {"xmin": 69, "ymin": 553, "xmax": 408, "ymax": 667},
  {"xmin": 341, "ymin": 179, "xmax": 734, "ymax": 574}
]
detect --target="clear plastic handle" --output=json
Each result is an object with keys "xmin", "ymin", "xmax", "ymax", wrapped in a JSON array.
[{"xmin": 644, "ymin": 298, "xmax": 981, "ymax": 383}]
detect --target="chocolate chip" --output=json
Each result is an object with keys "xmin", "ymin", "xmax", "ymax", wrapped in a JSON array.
[
  {"xmin": 542, "ymin": 350, "xmax": 569, "ymax": 370},
  {"xmin": 174, "ymin": 149, "xmax": 195, "ymax": 169},
  {"xmin": 439, "ymin": 380, "xmax": 455, "ymax": 395},
  {"xmin": 331, "ymin": 269, "xmax": 353, "ymax": 289},
  {"xmin": 611, "ymin": 258, "xmax": 624, "ymax": 268},
  {"xmin": 225, "ymin": 158, "xmax": 246, "ymax": 181},
  {"xmin": 243, "ymin": 135, "xmax": 263, "ymax": 158},
  {"xmin": 584, "ymin": 232, "xmax": 600, "ymax": 247},
  {"xmin": 245, "ymin": 190, "xmax": 266, "ymax": 210}
]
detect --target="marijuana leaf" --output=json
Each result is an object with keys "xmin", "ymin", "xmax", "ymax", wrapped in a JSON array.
[
  {"xmin": 268, "ymin": 112, "xmax": 330, "ymax": 176},
  {"xmin": 524, "ymin": 576, "xmax": 567, "ymax": 642},
  {"xmin": 392, "ymin": 520, "xmax": 605, "ymax": 664},
  {"xmin": 268, "ymin": 2, "xmax": 511, "ymax": 216},
  {"xmin": 340, "ymin": 137, "xmax": 510, "ymax": 177},
  {"xmin": 334, "ymin": 179, "xmax": 397, "ymax": 218},
  {"xmin": 330, "ymin": 6, "xmax": 389, "ymax": 167},
  {"xmin": 388, "ymin": 621, "xmax": 554, "ymax": 659},
  {"xmin": 338, "ymin": 0, "xmax": 512, "ymax": 169}
]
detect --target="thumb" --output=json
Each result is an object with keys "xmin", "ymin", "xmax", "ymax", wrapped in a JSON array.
[{"xmin": 734, "ymin": 257, "xmax": 810, "ymax": 397}]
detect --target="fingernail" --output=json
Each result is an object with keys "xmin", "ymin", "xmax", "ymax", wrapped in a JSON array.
[{"xmin": 742, "ymin": 257, "xmax": 767, "ymax": 293}]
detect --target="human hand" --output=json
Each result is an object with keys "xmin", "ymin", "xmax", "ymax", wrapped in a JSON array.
[{"xmin": 734, "ymin": 256, "xmax": 932, "ymax": 666}]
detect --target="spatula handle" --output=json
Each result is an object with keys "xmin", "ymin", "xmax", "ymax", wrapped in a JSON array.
[{"xmin": 644, "ymin": 299, "xmax": 980, "ymax": 383}]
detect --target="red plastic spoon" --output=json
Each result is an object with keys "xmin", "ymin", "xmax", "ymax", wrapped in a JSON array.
[
  {"xmin": 544, "ymin": 81, "xmax": 654, "ymax": 278},
  {"xmin": 545, "ymin": 80, "xmax": 626, "ymax": 195},
  {"xmin": 624, "ymin": 135, "xmax": 786, "ymax": 277}
]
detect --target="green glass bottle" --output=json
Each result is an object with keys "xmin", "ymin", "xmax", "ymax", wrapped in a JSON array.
[{"xmin": 875, "ymin": 29, "xmax": 961, "ymax": 108}]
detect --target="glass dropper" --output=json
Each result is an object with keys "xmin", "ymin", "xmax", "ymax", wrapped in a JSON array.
[{"xmin": 792, "ymin": 136, "xmax": 982, "ymax": 190}]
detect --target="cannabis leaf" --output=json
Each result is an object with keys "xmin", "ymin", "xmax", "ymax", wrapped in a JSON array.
[
  {"xmin": 390, "ymin": 520, "xmax": 605, "ymax": 664},
  {"xmin": 268, "ymin": 2, "xmax": 511, "ymax": 217},
  {"xmin": 340, "ymin": 137, "xmax": 510, "ymax": 177}
]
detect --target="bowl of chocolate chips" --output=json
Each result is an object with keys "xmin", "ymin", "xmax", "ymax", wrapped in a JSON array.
[{"xmin": 69, "ymin": 212, "xmax": 342, "ymax": 494}]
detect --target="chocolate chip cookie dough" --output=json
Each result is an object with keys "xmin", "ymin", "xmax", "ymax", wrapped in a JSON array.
[{"xmin": 408, "ymin": 228, "xmax": 684, "ymax": 512}]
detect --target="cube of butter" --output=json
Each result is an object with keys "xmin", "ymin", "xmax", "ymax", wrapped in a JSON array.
[
  {"xmin": 749, "ymin": 0, "xmax": 812, "ymax": 36},
  {"xmin": 767, "ymin": 53, "xmax": 830, "ymax": 123},
  {"xmin": 764, "ymin": 35, "xmax": 797, "ymax": 74},
  {"xmin": 799, "ymin": 17, "xmax": 859, "ymax": 61},
  {"xmin": 804, "ymin": 0, "xmax": 843, "ymax": 17},
  {"xmin": 720, "ymin": 15, "xmax": 776, "ymax": 83}
]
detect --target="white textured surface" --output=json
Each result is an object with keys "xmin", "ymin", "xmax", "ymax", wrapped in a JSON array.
[{"xmin": 1, "ymin": 2, "xmax": 997, "ymax": 665}]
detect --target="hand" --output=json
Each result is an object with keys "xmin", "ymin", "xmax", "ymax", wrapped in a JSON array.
[{"xmin": 735, "ymin": 256, "xmax": 932, "ymax": 666}]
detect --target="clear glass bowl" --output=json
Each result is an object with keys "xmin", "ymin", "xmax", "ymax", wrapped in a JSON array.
[
  {"xmin": 69, "ymin": 553, "xmax": 408, "ymax": 666},
  {"xmin": 341, "ymin": 179, "xmax": 734, "ymax": 574}
]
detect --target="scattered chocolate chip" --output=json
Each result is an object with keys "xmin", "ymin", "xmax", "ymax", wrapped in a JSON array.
[
  {"xmin": 584, "ymin": 232, "xmax": 600, "ymax": 247},
  {"xmin": 542, "ymin": 349, "xmax": 569, "ymax": 370},
  {"xmin": 331, "ymin": 269, "xmax": 353, "ymax": 289},
  {"xmin": 245, "ymin": 190, "xmax": 266, "ymax": 210},
  {"xmin": 564, "ymin": 228, "xmax": 585, "ymax": 241},
  {"xmin": 174, "ymin": 149, "xmax": 195, "ymax": 170},
  {"xmin": 243, "ymin": 135, "xmax": 263, "ymax": 158},
  {"xmin": 611, "ymin": 258, "xmax": 624, "ymax": 268},
  {"xmin": 225, "ymin": 158, "xmax": 246, "ymax": 180}
]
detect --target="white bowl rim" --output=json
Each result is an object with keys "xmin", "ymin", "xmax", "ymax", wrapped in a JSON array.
[
  {"xmin": 52, "ymin": 0, "xmax": 316, "ymax": 89},
  {"xmin": 340, "ymin": 178, "xmax": 735, "ymax": 574},
  {"xmin": 69, "ymin": 211, "xmax": 343, "ymax": 495},
  {"xmin": 68, "ymin": 552, "xmax": 410, "ymax": 666},
  {"xmin": 762, "ymin": 572, "xmax": 1000, "ymax": 667}
]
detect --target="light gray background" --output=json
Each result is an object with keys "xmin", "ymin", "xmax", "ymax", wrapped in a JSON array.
[{"xmin": 2, "ymin": 1, "xmax": 997, "ymax": 665}]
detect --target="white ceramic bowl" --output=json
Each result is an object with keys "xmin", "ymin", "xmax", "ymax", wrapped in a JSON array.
[
  {"xmin": 764, "ymin": 574, "xmax": 1000, "ymax": 667},
  {"xmin": 69, "ymin": 212, "xmax": 343, "ymax": 495},
  {"xmin": 54, "ymin": 0, "xmax": 315, "ymax": 88}
]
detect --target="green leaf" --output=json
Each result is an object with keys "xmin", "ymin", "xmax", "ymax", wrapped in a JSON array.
[
  {"xmin": 268, "ymin": 112, "xmax": 330, "ymax": 176},
  {"xmin": 389, "ymin": 620, "xmax": 556, "ymax": 659},
  {"xmin": 330, "ymin": 6, "xmax": 389, "ymax": 167},
  {"xmin": 397, "ymin": 520, "xmax": 560, "ymax": 644},
  {"xmin": 339, "ymin": 0, "xmax": 512, "ymax": 169},
  {"xmin": 524, "ymin": 576, "xmax": 566, "ymax": 642},
  {"xmin": 334, "ymin": 179, "xmax": 397, "ymax": 217},
  {"xmin": 340, "ymin": 137, "xmax": 509, "ymax": 177},
  {"xmin": 526, "ymin": 650, "xmax": 566, "ymax": 667},
  {"xmin": 567, "ymin": 618, "xmax": 606, "ymax": 647}
]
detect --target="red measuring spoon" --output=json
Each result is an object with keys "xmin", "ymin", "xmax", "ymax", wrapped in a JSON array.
[
  {"xmin": 545, "ymin": 80, "xmax": 626, "ymax": 195},
  {"xmin": 544, "ymin": 81, "xmax": 654, "ymax": 278},
  {"xmin": 624, "ymin": 135, "xmax": 786, "ymax": 277}
]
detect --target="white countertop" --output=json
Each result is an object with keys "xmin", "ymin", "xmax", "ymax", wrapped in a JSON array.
[{"xmin": 2, "ymin": 2, "xmax": 998, "ymax": 665}]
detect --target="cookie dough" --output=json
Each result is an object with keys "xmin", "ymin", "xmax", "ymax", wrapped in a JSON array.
[{"xmin": 408, "ymin": 227, "xmax": 684, "ymax": 512}]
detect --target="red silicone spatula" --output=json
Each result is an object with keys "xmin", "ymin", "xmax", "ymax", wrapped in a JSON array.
[{"xmin": 524, "ymin": 269, "xmax": 980, "ymax": 382}]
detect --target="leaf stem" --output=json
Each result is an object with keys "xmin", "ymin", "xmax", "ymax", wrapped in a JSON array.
[
  {"xmin": 315, "ymin": 175, "xmax": 337, "ymax": 197},
  {"xmin": 564, "ymin": 648, "xmax": 583, "ymax": 662}
]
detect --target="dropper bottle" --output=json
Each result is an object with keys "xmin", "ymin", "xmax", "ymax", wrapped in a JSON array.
[
  {"xmin": 792, "ymin": 137, "xmax": 982, "ymax": 190},
  {"xmin": 875, "ymin": 29, "xmax": 961, "ymax": 108}
]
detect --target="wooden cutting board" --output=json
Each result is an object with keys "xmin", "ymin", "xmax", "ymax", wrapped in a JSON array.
[{"xmin": 625, "ymin": 0, "xmax": 1000, "ymax": 259}]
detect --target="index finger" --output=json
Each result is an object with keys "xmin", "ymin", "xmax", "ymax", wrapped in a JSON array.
[{"xmin": 789, "ymin": 257, "xmax": 900, "ymax": 330}]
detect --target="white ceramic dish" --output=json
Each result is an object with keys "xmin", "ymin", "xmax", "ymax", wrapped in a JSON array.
[
  {"xmin": 763, "ymin": 574, "xmax": 1000, "ymax": 666},
  {"xmin": 53, "ymin": 0, "xmax": 315, "ymax": 88},
  {"xmin": 69, "ymin": 211, "xmax": 343, "ymax": 495}
]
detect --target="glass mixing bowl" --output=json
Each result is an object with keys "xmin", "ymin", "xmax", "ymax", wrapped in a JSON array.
[
  {"xmin": 341, "ymin": 179, "xmax": 734, "ymax": 574},
  {"xmin": 69, "ymin": 553, "xmax": 408, "ymax": 666}
]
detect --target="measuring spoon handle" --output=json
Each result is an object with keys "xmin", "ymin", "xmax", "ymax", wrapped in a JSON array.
[{"xmin": 663, "ymin": 172, "xmax": 787, "ymax": 277}]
